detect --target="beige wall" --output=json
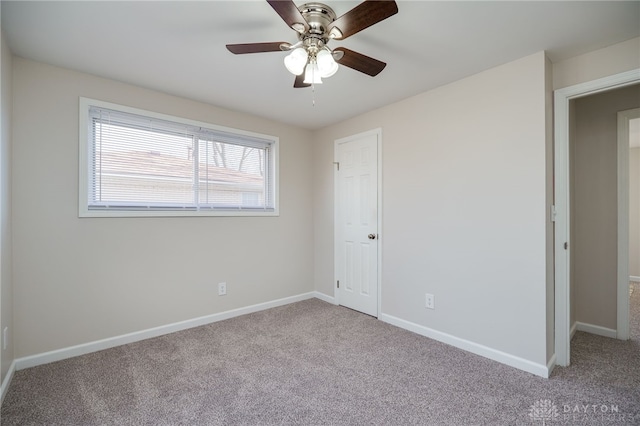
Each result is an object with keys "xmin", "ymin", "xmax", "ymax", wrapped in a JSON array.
[
  {"xmin": 630, "ymin": 147, "xmax": 640, "ymax": 278},
  {"xmin": 1, "ymin": 29, "xmax": 14, "ymax": 386},
  {"xmin": 12, "ymin": 58, "xmax": 314, "ymax": 358},
  {"xmin": 553, "ymin": 37, "xmax": 640, "ymax": 90},
  {"xmin": 5, "ymin": 34, "xmax": 639, "ymax": 374},
  {"xmin": 571, "ymin": 85, "xmax": 640, "ymax": 330},
  {"xmin": 314, "ymin": 52, "xmax": 551, "ymax": 366}
]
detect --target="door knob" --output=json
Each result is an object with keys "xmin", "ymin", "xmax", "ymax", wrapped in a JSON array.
[{"xmin": 368, "ymin": 234, "xmax": 376, "ymax": 240}]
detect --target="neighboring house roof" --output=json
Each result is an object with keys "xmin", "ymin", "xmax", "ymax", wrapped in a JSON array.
[{"xmin": 97, "ymin": 150, "xmax": 264, "ymax": 185}]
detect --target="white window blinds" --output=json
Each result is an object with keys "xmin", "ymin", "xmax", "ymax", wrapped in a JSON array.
[{"xmin": 81, "ymin": 100, "xmax": 277, "ymax": 216}]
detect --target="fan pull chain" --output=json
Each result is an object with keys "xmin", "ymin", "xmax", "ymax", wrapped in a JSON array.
[
  {"xmin": 311, "ymin": 64, "xmax": 317, "ymax": 106},
  {"xmin": 312, "ymin": 83, "xmax": 316, "ymax": 106}
]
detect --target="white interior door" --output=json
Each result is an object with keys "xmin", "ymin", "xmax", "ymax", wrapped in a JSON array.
[{"xmin": 335, "ymin": 130, "xmax": 380, "ymax": 317}]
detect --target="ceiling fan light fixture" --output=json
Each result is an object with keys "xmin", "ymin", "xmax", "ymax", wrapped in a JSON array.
[
  {"xmin": 303, "ymin": 62, "xmax": 322, "ymax": 84},
  {"xmin": 317, "ymin": 48, "xmax": 339, "ymax": 78},
  {"xmin": 284, "ymin": 47, "xmax": 308, "ymax": 75},
  {"xmin": 227, "ymin": 1, "xmax": 398, "ymax": 88}
]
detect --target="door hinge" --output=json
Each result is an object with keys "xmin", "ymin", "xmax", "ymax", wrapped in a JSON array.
[
  {"xmin": 564, "ymin": 242, "xmax": 568, "ymax": 250},
  {"xmin": 551, "ymin": 205, "xmax": 557, "ymax": 222},
  {"xmin": 337, "ymin": 280, "xmax": 340, "ymax": 288},
  {"xmin": 333, "ymin": 161, "xmax": 340, "ymax": 171}
]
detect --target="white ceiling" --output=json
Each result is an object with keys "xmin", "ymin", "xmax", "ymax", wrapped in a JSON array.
[{"xmin": 2, "ymin": 1, "xmax": 639, "ymax": 130}]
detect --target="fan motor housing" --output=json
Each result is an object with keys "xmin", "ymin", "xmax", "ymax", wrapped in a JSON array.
[{"xmin": 299, "ymin": 2, "xmax": 336, "ymax": 38}]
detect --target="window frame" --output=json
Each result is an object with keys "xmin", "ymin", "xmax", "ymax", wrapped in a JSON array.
[{"xmin": 78, "ymin": 97, "xmax": 279, "ymax": 217}]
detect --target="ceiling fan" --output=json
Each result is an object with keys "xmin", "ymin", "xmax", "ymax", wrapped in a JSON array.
[{"xmin": 226, "ymin": 0, "xmax": 398, "ymax": 88}]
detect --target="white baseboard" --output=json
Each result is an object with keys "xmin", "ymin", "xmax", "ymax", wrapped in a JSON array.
[
  {"xmin": 312, "ymin": 291, "xmax": 336, "ymax": 305},
  {"xmin": 1, "ymin": 360, "xmax": 16, "ymax": 405},
  {"xmin": 575, "ymin": 321, "xmax": 617, "ymax": 339},
  {"xmin": 570, "ymin": 322, "xmax": 577, "ymax": 340},
  {"xmin": 379, "ymin": 313, "xmax": 550, "ymax": 378},
  {"xmin": 630, "ymin": 276, "xmax": 640, "ymax": 283},
  {"xmin": 15, "ymin": 292, "xmax": 317, "ymax": 371},
  {"xmin": 7, "ymin": 294, "xmax": 550, "ymax": 390}
]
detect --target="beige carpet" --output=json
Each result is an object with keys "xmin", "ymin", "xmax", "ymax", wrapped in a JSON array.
[{"xmin": 2, "ymin": 285, "xmax": 639, "ymax": 425}]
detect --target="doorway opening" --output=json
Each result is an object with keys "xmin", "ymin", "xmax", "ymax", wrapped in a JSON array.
[{"xmin": 554, "ymin": 70, "xmax": 640, "ymax": 367}]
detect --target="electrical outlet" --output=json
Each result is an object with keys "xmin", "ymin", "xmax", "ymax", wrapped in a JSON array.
[
  {"xmin": 218, "ymin": 282, "xmax": 227, "ymax": 296},
  {"xmin": 3, "ymin": 327, "xmax": 7, "ymax": 350},
  {"xmin": 425, "ymin": 293, "xmax": 435, "ymax": 310}
]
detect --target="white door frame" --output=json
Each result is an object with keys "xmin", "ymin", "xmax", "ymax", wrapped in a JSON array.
[
  {"xmin": 617, "ymin": 107, "xmax": 640, "ymax": 340},
  {"xmin": 334, "ymin": 128, "xmax": 383, "ymax": 317},
  {"xmin": 554, "ymin": 69, "xmax": 640, "ymax": 366}
]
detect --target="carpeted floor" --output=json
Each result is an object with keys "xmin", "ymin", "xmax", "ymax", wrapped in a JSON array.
[{"xmin": 1, "ymin": 284, "xmax": 639, "ymax": 425}]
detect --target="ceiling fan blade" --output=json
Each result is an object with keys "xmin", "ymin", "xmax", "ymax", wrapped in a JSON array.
[
  {"xmin": 294, "ymin": 74, "xmax": 311, "ymax": 88},
  {"xmin": 226, "ymin": 42, "xmax": 288, "ymax": 54},
  {"xmin": 334, "ymin": 48, "xmax": 386, "ymax": 76},
  {"xmin": 328, "ymin": 0, "xmax": 398, "ymax": 40},
  {"xmin": 266, "ymin": 0, "xmax": 309, "ymax": 33}
]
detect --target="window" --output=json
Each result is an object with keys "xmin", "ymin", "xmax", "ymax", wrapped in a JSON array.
[{"xmin": 79, "ymin": 98, "xmax": 278, "ymax": 217}]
